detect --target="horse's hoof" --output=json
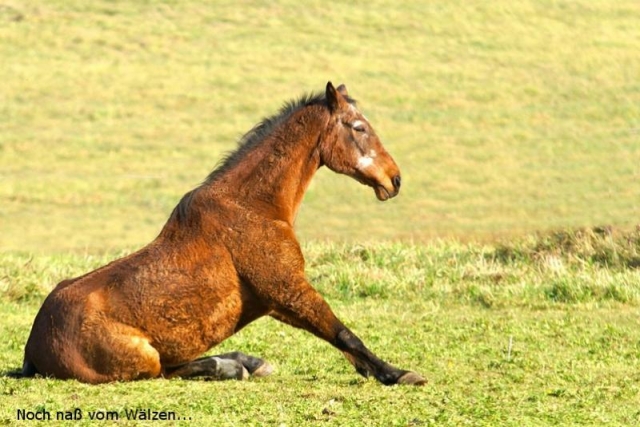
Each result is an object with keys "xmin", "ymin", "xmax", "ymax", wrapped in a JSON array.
[
  {"xmin": 251, "ymin": 361, "xmax": 274, "ymax": 378},
  {"xmin": 397, "ymin": 371, "xmax": 427, "ymax": 386}
]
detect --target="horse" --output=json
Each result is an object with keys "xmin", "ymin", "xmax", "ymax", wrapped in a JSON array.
[{"xmin": 21, "ymin": 82, "xmax": 425, "ymax": 386}]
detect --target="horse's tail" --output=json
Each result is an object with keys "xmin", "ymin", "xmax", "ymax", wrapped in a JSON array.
[{"xmin": 6, "ymin": 360, "xmax": 38, "ymax": 378}]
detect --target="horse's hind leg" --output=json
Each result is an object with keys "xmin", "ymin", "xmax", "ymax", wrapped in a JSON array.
[
  {"xmin": 214, "ymin": 351, "xmax": 274, "ymax": 377},
  {"xmin": 81, "ymin": 325, "xmax": 162, "ymax": 383},
  {"xmin": 164, "ymin": 352, "xmax": 273, "ymax": 380},
  {"xmin": 163, "ymin": 357, "xmax": 248, "ymax": 380}
]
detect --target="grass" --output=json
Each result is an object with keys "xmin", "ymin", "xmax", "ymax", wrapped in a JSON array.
[
  {"xmin": 2, "ymin": 231, "xmax": 640, "ymax": 425},
  {"xmin": 3, "ymin": 304, "xmax": 639, "ymax": 426},
  {"xmin": 1, "ymin": 1, "xmax": 640, "ymax": 425},
  {"xmin": 1, "ymin": 0, "xmax": 639, "ymax": 252}
]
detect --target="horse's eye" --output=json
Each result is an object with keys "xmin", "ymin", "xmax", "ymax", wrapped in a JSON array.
[{"xmin": 351, "ymin": 121, "xmax": 366, "ymax": 133}]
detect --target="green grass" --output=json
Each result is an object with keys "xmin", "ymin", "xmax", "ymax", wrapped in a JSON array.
[
  {"xmin": 1, "ymin": 1, "xmax": 640, "ymax": 425},
  {"xmin": 3, "ymin": 303, "xmax": 640, "ymax": 426},
  {"xmin": 2, "ymin": 232, "xmax": 640, "ymax": 425},
  {"xmin": 1, "ymin": 0, "xmax": 639, "ymax": 252}
]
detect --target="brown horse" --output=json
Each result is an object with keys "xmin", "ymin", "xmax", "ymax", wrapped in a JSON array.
[{"xmin": 21, "ymin": 82, "xmax": 425, "ymax": 386}]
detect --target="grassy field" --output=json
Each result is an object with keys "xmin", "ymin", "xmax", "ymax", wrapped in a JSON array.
[
  {"xmin": 2, "ymin": 231, "xmax": 640, "ymax": 425},
  {"xmin": 1, "ymin": 0, "xmax": 640, "ymax": 426},
  {"xmin": 1, "ymin": 0, "xmax": 639, "ymax": 252}
]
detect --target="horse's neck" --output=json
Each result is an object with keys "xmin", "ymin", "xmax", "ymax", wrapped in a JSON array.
[{"xmin": 213, "ymin": 107, "xmax": 326, "ymax": 225}]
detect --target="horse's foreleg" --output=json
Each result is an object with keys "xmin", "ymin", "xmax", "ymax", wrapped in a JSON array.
[{"xmin": 268, "ymin": 282, "xmax": 425, "ymax": 386}]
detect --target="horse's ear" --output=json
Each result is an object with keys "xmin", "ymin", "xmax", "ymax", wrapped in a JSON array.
[
  {"xmin": 326, "ymin": 81, "xmax": 347, "ymax": 113},
  {"xmin": 336, "ymin": 84, "xmax": 348, "ymax": 97}
]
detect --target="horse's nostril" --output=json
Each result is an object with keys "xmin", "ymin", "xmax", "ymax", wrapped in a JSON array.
[{"xmin": 392, "ymin": 175, "xmax": 402, "ymax": 190}]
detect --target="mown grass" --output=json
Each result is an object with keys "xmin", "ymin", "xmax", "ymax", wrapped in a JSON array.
[
  {"xmin": 1, "ymin": 0, "xmax": 639, "ymax": 252},
  {"xmin": 2, "ymin": 231, "xmax": 640, "ymax": 425}
]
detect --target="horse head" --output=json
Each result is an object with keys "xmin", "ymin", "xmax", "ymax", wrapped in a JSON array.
[{"xmin": 320, "ymin": 82, "xmax": 401, "ymax": 201}]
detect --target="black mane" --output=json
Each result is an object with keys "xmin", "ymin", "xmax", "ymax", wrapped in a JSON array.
[
  {"xmin": 171, "ymin": 90, "xmax": 356, "ymax": 224},
  {"xmin": 206, "ymin": 92, "xmax": 326, "ymax": 183}
]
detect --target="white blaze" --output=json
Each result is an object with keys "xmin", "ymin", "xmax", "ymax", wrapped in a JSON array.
[{"xmin": 356, "ymin": 150, "xmax": 377, "ymax": 170}]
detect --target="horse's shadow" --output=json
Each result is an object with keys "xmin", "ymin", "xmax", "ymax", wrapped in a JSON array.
[{"xmin": 2, "ymin": 368, "xmax": 29, "ymax": 379}]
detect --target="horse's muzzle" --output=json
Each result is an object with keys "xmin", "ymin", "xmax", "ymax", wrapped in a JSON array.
[{"xmin": 374, "ymin": 176, "xmax": 401, "ymax": 201}]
